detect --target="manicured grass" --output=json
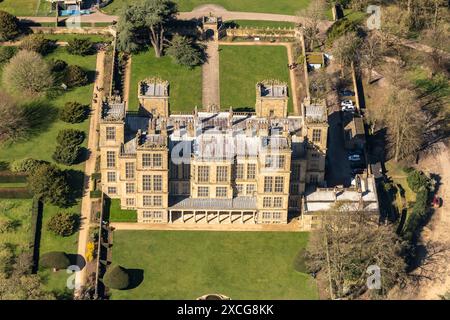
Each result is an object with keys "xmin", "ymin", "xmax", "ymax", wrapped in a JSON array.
[
  {"xmin": 103, "ymin": 0, "xmax": 311, "ymax": 15},
  {"xmin": 0, "ymin": 0, "xmax": 39, "ymax": 16},
  {"xmin": 227, "ymin": 20, "xmax": 296, "ymax": 29},
  {"xmin": 128, "ymin": 49, "xmax": 202, "ymax": 112},
  {"xmin": 0, "ymin": 199, "xmax": 33, "ymax": 253},
  {"xmin": 219, "ymin": 45, "xmax": 292, "ymax": 111},
  {"xmin": 39, "ymin": 202, "xmax": 80, "ymax": 296},
  {"xmin": 110, "ymin": 230, "xmax": 318, "ymax": 300},
  {"xmin": 108, "ymin": 198, "xmax": 137, "ymax": 222},
  {"xmin": 0, "ymin": 46, "xmax": 96, "ymax": 171}
]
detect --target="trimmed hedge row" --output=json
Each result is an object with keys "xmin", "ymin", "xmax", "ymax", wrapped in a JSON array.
[
  {"xmin": 0, "ymin": 172, "xmax": 27, "ymax": 183},
  {"xmin": 30, "ymin": 198, "xmax": 43, "ymax": 273},
  {"xmin": 0, "ymin": 187, "xmax": 33, "ymax": 199}
]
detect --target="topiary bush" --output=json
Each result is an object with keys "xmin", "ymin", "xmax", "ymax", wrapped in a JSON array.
[
  {"xmin": 0, "ymin": 10, "xmax": 20, "ymax": 41},
  {"xmin": 49, "ymin": 59, "xmax": 68, "ymax": 73},
  {"xmin": 40, "ymin": 251, "xmax": 70, "ymax": 270},
  {"xmin": 10, "ymin": 158, "xmax": 49, "ymax": 174},
  {"xmin": 52, "ymin": 143, "xmax": 82, "ymax": 165},
  {"xmin": 63, "ymin": 65, "xmax": 89, "ymax": 87},
  {"xmin": 407, "ymin": 170, "xmax": 430, "ymax": 193},
  {"xmin": 103, "ymin": 265, "xmax": 130, "ymax": 290},
  {"xmin": 0, "ymin": 46, "xmax": 17, "ymax": 65},
  {"xmin": 59, "ymin": 101, "xmax": 89, "ymax": 123},
  {"xmin": 46, "ymin": 212, "xmax": 80, "ymax": 237},
  {"xmin": 67, "ymin": 38, "xmax": 94, "ymax": 56},
  {"xmin": 56, "ymin": 129, "xmax": 85, "ymax": 146},
  {"xmin": 19, "ymin": 34, "xmax": 55, "ymax": 55}
]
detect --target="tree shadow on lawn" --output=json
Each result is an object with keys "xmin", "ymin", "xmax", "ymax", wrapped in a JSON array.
[
  {"xmin": 22, "ymin": 101, "xmax": 58, "ymax": 138},
  {"xmin": 125, "ymin": 269, "xmax": 144, "ymax": 290},
  {"xmin": 67, "ymin": 253, "xmax": 86, "ymax": 271},
  {"xmin": 64, "ymin": 169, "xmax": 85, "ymax": 203}
]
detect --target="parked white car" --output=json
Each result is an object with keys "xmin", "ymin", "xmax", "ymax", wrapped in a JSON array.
[{"xmin": 348, "ymin": 154, "xmax": 361, "ymax": 161}]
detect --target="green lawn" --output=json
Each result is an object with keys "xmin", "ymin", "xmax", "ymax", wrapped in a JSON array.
[
  {"xmin": 110, "ymin": 230, "xmax": 318, "ymax": 300},
  {"xmin": 39, "ymin": 202, "xmax": 80, "ymax": 296},
  {"xmin": 128, "ymin": 49, "xmax": 202, "ymax": 112},
  {"xmin": 219, "ymin": 45, "xmax": 293, "ymax": 111},
  {"xmin": 0, "ymin": 199, "xmax": 33, "ymax": 253},
  {"xmin": 107, "ymin": 198, "xmax": 137, "ymax": 222},
  {"xmin": 103, "ymin": 0, "xmax": 311, "ymax": 15},
  {"xmin": 0, "ymin": 46, "xmax": 96, "ymax": 171},
  {"xmin": 0, "ymin": 0, "xmax": 53, "ymax": 16}
]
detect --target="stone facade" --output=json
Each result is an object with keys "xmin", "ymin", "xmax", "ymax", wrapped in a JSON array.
[{"xmin": 100, "ymin": 79, "xmax": 328, "ymax": 224}]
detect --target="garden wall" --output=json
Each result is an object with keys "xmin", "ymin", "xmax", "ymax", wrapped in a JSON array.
[
  {"xmin": 30, "ymin": 26, "xmax": 115, "ymax": 36},
  {"xmin": 225, "ymin": 27, "xmax": 298, "ymax": 39}
]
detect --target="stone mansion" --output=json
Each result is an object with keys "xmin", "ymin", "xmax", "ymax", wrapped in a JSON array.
[{"xmin": 99, "ymin": 78, "xmax": 335, "ymax": 224}]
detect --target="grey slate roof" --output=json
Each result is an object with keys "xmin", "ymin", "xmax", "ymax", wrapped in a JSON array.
[{"xmin": 169, "ymin": 196, "xmax": 257, "ymax": 210}]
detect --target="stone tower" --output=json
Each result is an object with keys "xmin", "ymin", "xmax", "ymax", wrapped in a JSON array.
[
  {"xmin": 255, "ymin": 80, "xmax": 289, "ymax": 118},
  {"xmin": 138, "ymin": 78, "xmax": 169, "ymax": 117}
]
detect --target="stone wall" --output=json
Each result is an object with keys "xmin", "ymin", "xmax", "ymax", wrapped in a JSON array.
[{"xmin": 31, "ymin": 26, "xmax": 115, "ymax": 36}]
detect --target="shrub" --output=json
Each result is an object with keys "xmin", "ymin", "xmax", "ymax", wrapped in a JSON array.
[
  {"xmin": 63, "ymin": 65, "xmax": 89, "ymax": 87},
  {"xmin": 403, "ymin": 188, "xmax": 429, "ymax": 241},
  {"xmin": 56, "ymin": 129, "xmax": 85, "ymax": 146},
  {"xmin": 10, "ymin": 158, "xmax": 49, "ymax": 174},
  {"xmin": 49, "ymin": 59, "xmax": 68, "ymax": 73},
  {"xmin": 67, "ymin": 38, "xmax": 94, "ymax": 56},
  {"xmin": 0, "ymin": 10, "xmax": 20, "ymax": 41},
  {"xmin": 407, "ymin": 170, "xmax": 430, "ymax": 193},
  {"xmin": 166, "ymin": 35, "xmax": 205, "ymax": 68},
  {"xmin": 46, "ymin": 212, "xmax": 80, "ymax": 237},
  {"xmin": 326, "ymin": 18, "xmax": 360, "ymax": 47},
  {"xmin": 19, "ymin": 34, "xmax": 55, "ymax": 55},
  {"xmin": 2, "ymin": 50, "xmax": 54, "ymax": 97},
  {"xmin": 0, "ymin": 46, "xmax": 17, "ymax": 65},
  {"xmin": 40, "ymin": 251, "xmax": 70, "ymax": 270},
  {"xmin": 0, "ymin": 91, "xmax": 28, "ymax": 142},
  {"xmin": 103, "ymin": 265, "xmax": 130, "ymax": 290},
  {"xmin": 59, "ymin": 101, "xmax": 89, "ymax": 123},
  {"xmin": 86, "ymin": 242, "xmax": 95, "ymax": 262},
  {"xmin": 27, "ymin": 163, "xmax": 71, "ymax": 207},
  {"xmin": 293, "ymin": 249, "xmax": 307, "ymax": 273},
  {"xmin": 52, "ymin": 144, "xmax": 82, "ymax": 165}
]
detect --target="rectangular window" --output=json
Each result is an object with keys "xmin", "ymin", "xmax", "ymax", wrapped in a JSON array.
[
  {"xmin": 310, "ymin": 174, "xmax": 318, "ymax": 184},
  {"xmin": 182, "ymin": 182, "xmax": 190, "ymax": 194},
  {"xmin": 265, "ymin": 155, "xmax": 273, "ymax": 168},
  {"xmin": 247, "ymin": 164, "xmax": 256, "ymax": 179},
  {"xmin": 262, "ymin": 212, "xmax": 271, "ymax": 219},
  {"xmin": 143, "ymin": 195, "xmax": 152, "ymax": 207},
  {"xmin": 125, "ymin": 198, "xmax": 135, "ymax": 206},
  {"xmin": 273, "ymin": 212, "xmax": 281, "ymax": 220},
  {"xmin": 198, "ymin": 186, "xmax": 209, "ymax": 197},
  {"xmin": 107, "ymin": 187, "xmax": 116, "ymax": 194},
  {"xmin": 143, "ymin": 175, "xmax": 152, "ymax": 191},
  {"xmin": 125, "ymin": 162, "xmax": 135, "ymax": 179},
  {"xmin": 107, "ymin": 171, "xmax": 116, "ymax": 182},
  {"xmin": 125, "ymin": 183, "xmax": 135, "ymax": 194},
  {"xmin": 312, "ymin": 129, "xmax": 322, "ymax": 143},
  {"xmin": 182, "ymin": 164, "xmax": 190, "ymax": 179},
  {"xmin": 216, "ymin": 166, "xmax": 228, "ymax": 182},
  {"xmin": 198, "ymin": 166, "xmax": 209, "ymax": 182},
  {"xmin": 275, "ymin": 177, "xmax": 284, "ymax": 193},
  {"xmin": 153, "ymin": 196, "xmax": 162, "ymax": 206},
  {"xmin": 216, "ymin": 187, "xmax": 227, "ymax": 198},
  {"xmin": 273, "ymin": 197, "xmax": 283, "ymax": 208},
  {"xmin": 291, "ymin": 184, "xmax": 299, "ymax": 195},
  {"xmin": 292, "ymin": 165, "xmax": 300, "ymax": 180},
  {"xmin": 310, "ymin": 160, "xmax": 319, "ymax": 170},
  {"xmin": 236, "ymin": 184, "xmax": 243, "ymax": 195},
  {"xmin": 153, "ymin": 154, "xmax": 162, "ymax": 168},
  {"xmin": 143, "ymin": 211, "xmax": 152, "ymax": 218},
  {"xmin": 263, "ymin": 197, "xmax": 272, "ymax": 208},
  {"xmin": 246, "ymin": 184, "xmax": 255, "ymax": 195},
  {"xmin": 106, "ymin": 151, "xmax": 115, "ymax": 168},
  {"xmin": 106, "ymin": 127, "xmax": 116, "ymax": 140},
  {"xmin": 236, "ymin": 164, "xmax": 244, "ymax": 179},
  {"xmin": 170, "ymin": 164, "xmax": 178, "ymax": 179},
  {"xmin": 264, "ymin": 177, "xmax": 273, "ymax": 193},
  {"xmin": 153, "ymin": 175, "xmax": 162, "ymax": 191},
  {"xmin": 277, "ymin": 155, "xmax": 285, "ymax": 169},
  {"xmin": 142, "ymin": 154, "xmax": 152, "ymax": 167}
]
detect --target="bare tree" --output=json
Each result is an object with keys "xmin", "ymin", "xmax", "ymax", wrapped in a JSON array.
[
  {"xmin": 361, "ymin": 32, "xmax": 383, "ymax": 84},
  {"xmin": 1, "ymin": 50, "xmax": 54, "ymax": 97},
  {"xmin": 297, "ymin": 0, "xmax": 327, "ymax": 51},
  {"xmin": 0, "ymin": 92, "xmax": 27, "ymax": 142},
  {"xmin": 305, "ymin": 202, "xmax": 407, "ymax": 299},
  {"xmin": 331, "ymin": 32, "xmax": 362, "ymax": 77}
]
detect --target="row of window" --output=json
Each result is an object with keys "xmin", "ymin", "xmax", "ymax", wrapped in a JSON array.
[
  {"xmin": 264, "ymin": 155, "xmax": 285, "ymax": 169},
  {"xmin": 142, "ymin": 153, "xmax": 162, "ymax": 168},
  {"xmin": 170, "ymin": 164, "xmax": 190, "ymax": 180},
  {"xmin": 236, "ymin": 184, "xmax": 256, "ymax": 196},
  {"xmin": 261, "ymin": 212, "xmax": 283, "ymax": 220},
  {"xmin": 262, "ymin": 197, "xmax": 283, "ymax": 208},
  {"xmin": 197, "ymin": 166, "xmax": 229, "ymax": 182},
  {"xmin": 142, "ymin": 211, "xmax": 164, "ymax": 223},
  {"xmin": 263, "ymin": 176, "xmax": 285, "ymax": 193},
  {"xmin": 198, "ymin": 186, "xmax": 228, "ymax": 198},
  {"xmin": 143, "ymin": 175, "xmax": 163, "ymax": 192},
  {"xmin": 143, "ymin": 195, "xmax": 163, "ymax": 207},
  {"xmin": 236, "ymin": 163, "xmax": 256, "ymax": 180}
]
